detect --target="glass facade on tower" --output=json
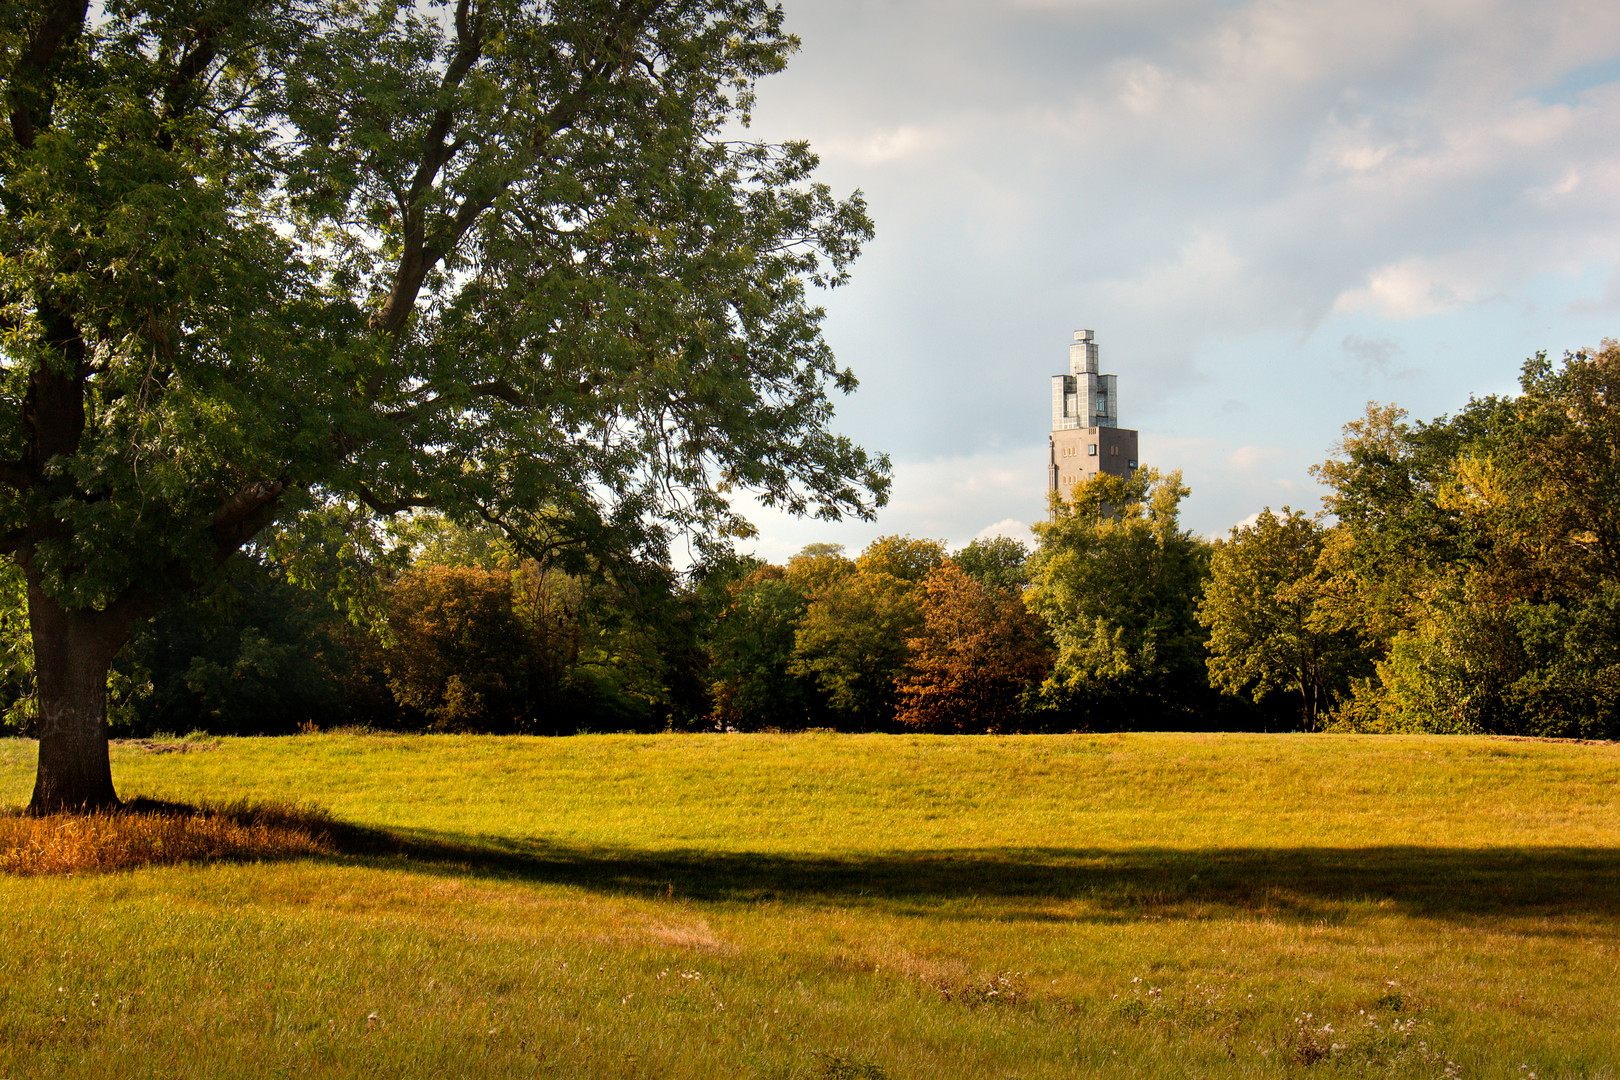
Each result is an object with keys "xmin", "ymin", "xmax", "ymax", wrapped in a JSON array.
[{"xmin": 1051, "ymin": 329, "xmax": 1118, "ymax": 430}]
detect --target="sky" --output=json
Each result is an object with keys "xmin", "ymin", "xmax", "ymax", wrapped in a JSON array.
[{"xmin": 726, "ymin": 0, "xmax": 1620, "ymax": 562}]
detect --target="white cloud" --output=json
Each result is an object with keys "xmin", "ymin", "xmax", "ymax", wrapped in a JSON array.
[
  {"xmin": 731, "ymin": 0, "xmax": 1620, "ymax": 554},
  {"xmin": 974, "ymin": 518, "xmax": 1035, "ymax": 543},
  {"xmin": 1333, "ymin": 259, "xmax": 1477, "ymax": 318},
  {"xmin": 1222, "ymin": 511, "xmax": 1263, "ymax": 538},
  {"xmin": 819, "ymin": 124, "xmax": 951, "ymax": 165},
  {"xmin": 738, "ymin": 448, "xmax": 1050, "ymax": 564},
  {"xmin": 1228, "ymin": 445, "xmax": 1288, "ymax": 471}
]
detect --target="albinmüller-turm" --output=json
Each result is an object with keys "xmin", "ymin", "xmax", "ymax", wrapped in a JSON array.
[{"xmin": 1048, "ymin": 329, "xmax": 1138, "ymax": 498}]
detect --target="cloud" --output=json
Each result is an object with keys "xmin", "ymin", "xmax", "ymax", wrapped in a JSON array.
[
  {"xmin": 974, "ymin": 518, "xmax": 1035, "ymax": 543},
  {"xmin": 1567, "ymin": 263, "xmax": 1620, "ymax": 315},
  {"xmin": 1227, "ymin": 445, "xmax": 1288, "ymax": 471},
  {"xmin": 818, "ymin": 124, "xmax": 951, "ymax": 165},
  {"xmin": 738, "ymin": 448, "xmax": 1050, "ymax": 564},
  {"xmin": 1334, "ymin": 333, "xmax": 1422, "ymax": 382},
  {"xmin": 730, "ymin": 0, "xmax": 1620, "ymax": 554},
  {"xmin": 1340, "ymin": 333, "xmax": 1399, "ymax": 372},
  {"xmin": 1333, "ymin": 261, "xmax": 1470, "ymax": 319},
  {"xmin": 1222, "ymin": 511, "xmax": 1263, "ymax": 538}
]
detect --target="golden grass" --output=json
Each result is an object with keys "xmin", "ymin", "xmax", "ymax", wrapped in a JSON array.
[
  {"xmin": 1, "ymin": 733, "xmax": 1618, "ymax": 1078},
  {"xmin": 0, "ymin": 798, "xmax": 335, "ymax": 875}
]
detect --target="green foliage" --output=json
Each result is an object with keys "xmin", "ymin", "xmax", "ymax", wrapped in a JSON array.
[
  {"xmin": 790, "ymin": 564, "xmax": 920, "ymax": 727},
  {"xmin": 953, "ymin": 535, "xmax": 1031, "ymax": 590},
  {"xmin": 784, "ymin": 543, "xmax": 856, "ymax": 595},
  {"xmin": 2, "ymin": 0, "xmax": 886, "ymax": 582},
  {"xmin": 2, "ymin": 0, "xmax": 887, "ymax": 803},
  {"xmin": 1198, "ymin": 509, "xmax": 1370, "ymax": 729},
  {"xmin": 1026, "ymin": 468, "xmax": 1214, "ymax": 728},
  {"xmin": 853, "ymin": 534, "xmax": 946, "ymax": 584},
  {"xmin": 379, "ymin": 566, "xmax": 530, "ymax": 732},
  {"xmin": 365, "ymin": 554, "xmax": 708, "ymax": 736},
  {"xmin": 120, "ymin": 554, "xmax": 348, "ymax": 737},
  {"xmin": 391, "ymin": 513, "xmax": 520, "ymax": 573},
  {"xmin": 777, "ymin": 534, "xmax": 956, "ymax": 728},
  {"xmin": 1319, "ymin": 345, "xmax": 1620, "ymax": 738},
  {"xmin": 0, "ymin": 562, "xmax": 32, "ymax": 733},
  {"xmin": 706, "ymin": 563, "xmax": 819, "ymax": 731}
]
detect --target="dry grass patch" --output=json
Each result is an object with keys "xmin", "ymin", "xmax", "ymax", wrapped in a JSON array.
[{"xmin": 0, "ymin": 798, "xmax": 335, "ymax": 875}]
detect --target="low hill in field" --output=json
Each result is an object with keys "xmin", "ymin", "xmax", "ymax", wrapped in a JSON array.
[{"xmin": 2, "ymin": 732, "xmax": 1616, "ymax": 1078}]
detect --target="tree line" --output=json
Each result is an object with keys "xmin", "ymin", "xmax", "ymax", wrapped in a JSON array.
[{"xmin": 1, "ymin": 345, "xmax": 1613, "ymax": 739}]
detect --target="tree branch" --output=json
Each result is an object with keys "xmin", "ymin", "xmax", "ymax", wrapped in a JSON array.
[
  {"xmin": 209, "ymin": 479, "xmax": 285, "ymax": 558},
  {"xmin": 154, "ymin": 24, "xmax": 222, "ymax": 151},
  {"xmin": 352, "ymin": 480, "xmax": 435, "ymax": 516},
  {"xmin": 6, "ymin": 0, "xmax": 89, "ymax": 148},
  {"xmin": 369, "ymin": 0, "xmax": 489, "ymax": 344},
  {"xmin": 381, "ymin": 378, "xmax": 537, "ymax": 423},
  {"xmin": 365, "ymin": 0, "xmax": 667, "ymax": 400}
]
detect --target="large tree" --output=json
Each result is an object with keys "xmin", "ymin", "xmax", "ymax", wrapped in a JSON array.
[
  {"xmin": 1025, "ymin": 468, "xmax": 1211, "ymax": 727},
  {"xmin": 1319, "ymin": 347, "xmax": 1620, "ymax": 737},
  {"xmin": 893, "ymin": 560, "xmax": 1050, "ymax": 734},
  {"xmin": 789, "ymin": 536, "xmax": 941, "ymax": 728},
  {"xmin": 1, "ymin": 0, "xmax": 882, "ymax": 810},
  {"xmin": 705, "ymin": 560, "xmax": 815, "ymax": 730},
  {"xmin": 1197, "ymin": 507, "xmax": 1368, "ymax": 730}
]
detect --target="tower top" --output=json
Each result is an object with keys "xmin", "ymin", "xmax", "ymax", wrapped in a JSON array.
[{"xmin": 1053, "ymin": 328, "xmax": 1117, "ymax": 429}]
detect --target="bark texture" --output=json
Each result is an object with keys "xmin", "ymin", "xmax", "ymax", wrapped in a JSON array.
[{"xmin": 26, "ymin": 581, "xmax": 137, "ymax": 813}]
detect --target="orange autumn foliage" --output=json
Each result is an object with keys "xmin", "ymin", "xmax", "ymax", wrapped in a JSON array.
[{"xmin": 894, "ymin": 562, "xmax": 1053, "ymax": 733}]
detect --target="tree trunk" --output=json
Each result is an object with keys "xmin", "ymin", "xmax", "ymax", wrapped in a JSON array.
[{"xmin": 26, "ymin": 578, "xmax": 138, "ymax": 814}]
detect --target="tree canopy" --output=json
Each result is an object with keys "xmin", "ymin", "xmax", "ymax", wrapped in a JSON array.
[
  {"xmin": 894, "ymin": 560, "xmax": 1050, "ymax": 734},
  {"xmin": 1198, "ymin": 507, "xmax": 1368, "ymax": 729},
  {"xmin": 1025, "ymin": 468, "xmax": 1212, "ymax": 728},
  {"xmin": 1311, "ymin": 346, "xmax": 1620, "ymax": 736},
  {"xmin": 1, "ymin": 0, "xmax": 883, "ymax": 809}
]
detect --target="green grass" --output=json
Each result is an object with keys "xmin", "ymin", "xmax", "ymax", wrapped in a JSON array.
[{"xmin": 1, "ymin": 731, "xmax": 1618, "ymax": 1078}]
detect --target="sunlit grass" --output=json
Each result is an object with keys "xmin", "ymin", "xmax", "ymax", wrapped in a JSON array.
[
  {"xmin": 1, "ymin": 732, "xmax": 1617, "ymax": 1078},
  {"xmin": 0, "ymin": 798, "xmax": 335, "ymax": 875}
]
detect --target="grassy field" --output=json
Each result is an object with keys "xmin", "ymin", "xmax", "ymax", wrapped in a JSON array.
[{"xmin": 1, "ymin": 731, "xmax": 1618, "ymax": 1079}]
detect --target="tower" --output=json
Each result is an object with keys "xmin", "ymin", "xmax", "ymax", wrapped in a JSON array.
[{"xmin": 1048, "ymin": 329, "xmax": 1138, "ymax": 498}]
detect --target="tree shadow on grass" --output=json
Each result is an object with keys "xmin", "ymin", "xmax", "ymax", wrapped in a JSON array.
[
  {"xmin": 322, "ymin": 820, "xmax": 1620, "ymax": 924},
  {"xmin": 21, "ymin": 798, "xmax": 1605, "ymax": 925}
]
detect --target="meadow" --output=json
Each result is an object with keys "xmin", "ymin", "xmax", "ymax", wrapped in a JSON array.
[{"xmin": 1, "ymin": 731, "xmax": 1617, "ymax": 1079}]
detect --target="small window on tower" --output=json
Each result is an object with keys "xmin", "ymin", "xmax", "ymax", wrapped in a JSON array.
[
  {"xmin": 1110, "ymin": 445, "xmax": 1119, "ymax": 456},
  {"xmin": 1088, "ymin": 445, "xmax": 1097, "ymax": 456}
]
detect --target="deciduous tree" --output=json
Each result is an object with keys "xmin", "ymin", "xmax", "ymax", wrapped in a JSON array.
[
  {"xmin": 789, "ymin": 537, "xmax": 936, "ymax": 727},
  {"xmin": 383, "ymin": 565, "xmax": 528, "ymax": 730},
  {"xmin": 1316, "ymin": 346, "xmax": 1620, "ymax": 737},
  {"xmin": 1, "ymin": 0, "xmax": 881, "ymax": 809},
  {"xmin": 894, "ymin": 561, "xmax": 1050, "ymax": 733},
  {"xmin": 1025, "ymin": 468, "xmax": 1211, "ymax": 727},
  {"xmin": 706, "ymin": 562, "xmax": 816, "ymax": 730},
  {"xmin": 853, "ymin": 534, "xmax": 945, "ymax": 584},
  {"xmin": 1197, "ymin": 508, "xmax": 1367, "ymax": 729},
  {"xmin": 953, "ymin": 535, "xmax": 1030, "ymax": 591}
]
